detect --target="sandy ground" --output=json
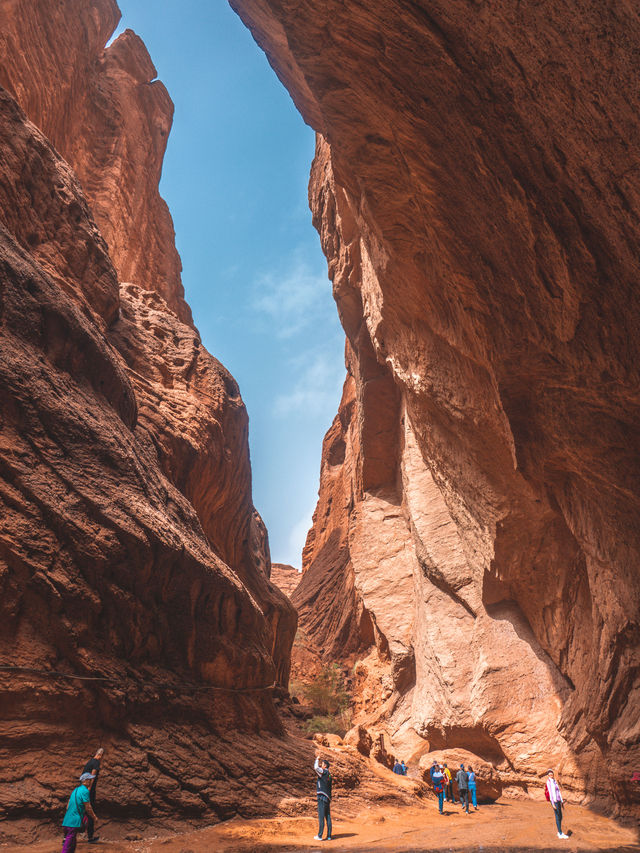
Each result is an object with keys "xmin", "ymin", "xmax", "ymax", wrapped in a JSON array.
[{"xmin": 2, "ymin": 799, "xmax": 638, "ymax": 853}]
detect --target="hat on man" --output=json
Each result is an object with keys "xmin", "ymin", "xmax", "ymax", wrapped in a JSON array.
[{"xmin": 79, "ymin": 772, "xmax": 95, "ymax": 782}]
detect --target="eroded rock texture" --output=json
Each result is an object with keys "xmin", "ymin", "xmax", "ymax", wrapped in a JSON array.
[
  {"xmin": 232, "ymin": 0, "xmax": 640, "ymax": 816},
  {"xmin": 0, "ymin": 0, "xmax": 295, "ymax": 836},
  {"xmin": 271, "ymin": 563, "xmax": 301, "ymax": 599},
  {"xmin": 0, "ymin": 0, "xmax": 190, "ymax": 322}
]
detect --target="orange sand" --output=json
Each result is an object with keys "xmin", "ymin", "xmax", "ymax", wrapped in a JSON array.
[{"xmin": 2, "ymin": 799, "xmax": 637, "ymax": 852}]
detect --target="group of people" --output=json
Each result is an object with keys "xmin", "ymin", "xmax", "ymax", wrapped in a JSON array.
[
  {"xmin": 429, "ymin": 760, "xmax": 478, "ymax": 814},
  {"xmin": 312, "ymin": 753, "xmax": 573, "ymax": 843},
  {"xmin": 392, "ymin": 758, "xmax": 408, "ymax": 775},
  {"xmin": 426, "ymin": 759, "xmax": 570, "ymax": 839},
  {"xmin": 60, "ymin": 748, "xmax": 103, "ymax": 851},
  {"xmin": 59, "ymin": 746, "xmax": 572, "ymax": 846}
]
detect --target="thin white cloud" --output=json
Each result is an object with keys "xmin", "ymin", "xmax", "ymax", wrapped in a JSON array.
[
  {"xmin": 252, "ymin": 251, "xmax": 331, "ymax": 339},
  {"xmin": 274, "ymin": 350, "xmax": 345, "ymax": 418}
]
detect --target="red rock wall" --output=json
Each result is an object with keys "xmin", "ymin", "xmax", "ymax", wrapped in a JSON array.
[
  {"xmin": 0, "ymin": 0, "xmax": 295, "ymax": 835},
  {"xmin": 232, "ymin": 0, "xmax": 640, "ymax": 816},
  {"xmin": 0, "ymin": 0, "xmax": 190, "ymax": 323},
  {"xmin": 270, "ymin": 563, "xmax": 301, "ymax": 599}
]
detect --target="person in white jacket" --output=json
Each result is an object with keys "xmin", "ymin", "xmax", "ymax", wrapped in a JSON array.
[{"xmin": 546, "ymin": 769, "xmax": 569, "ymax": 839}]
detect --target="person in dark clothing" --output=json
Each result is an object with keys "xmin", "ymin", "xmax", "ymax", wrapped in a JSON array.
[
  {"xmin": 313, "ymin": 757, "xmax": 332, "ymax": 841},
  {"xmin": 456, "ymin": 763, "xmax": 470, "ymax": 813},
  {"xmin": 393, "ymin": 758, "xmax": 404, "ymax": 775},
  {"xmin": 82, "ymin": 748, "xmax": 104, "ymax": 843},
  {"xmin": 400, "ymin": 760, "xmax": 407, "ymax": 776}
]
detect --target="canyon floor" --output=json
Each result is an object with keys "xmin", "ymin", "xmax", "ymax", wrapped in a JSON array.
[{"xmin": 2, "ymin": 798, "xmax": 637, "ymax": 852}]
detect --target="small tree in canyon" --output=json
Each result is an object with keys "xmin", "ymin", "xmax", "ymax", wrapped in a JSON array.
[{"xmin": 293, "ymin": 663, "xmax": 352, "ymax": 736}]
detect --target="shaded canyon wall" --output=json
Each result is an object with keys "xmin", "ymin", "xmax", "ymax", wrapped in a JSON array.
[
  {"xmin": 0, "ymin": 0, "xmax": 296, "ymax": 835},
  {"xmin": 232, "ymin": 0, "xmax": 640, "ymax": 816}
]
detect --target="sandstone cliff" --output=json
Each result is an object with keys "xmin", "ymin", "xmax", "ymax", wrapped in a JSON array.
[
  {"xmin": 0, "ymin": 0, "xmax": 295, "ymax": 835},
  {"xmin": 232, "ymin": 0, "xmax": 640, "ymax": 817},
  {"xmin": 0, "ymin": 1, "xmax": 189, "ymax": 323},
  {"xmin": 271, "ymin": 563, "xmax": 301, "ymax": 599}
]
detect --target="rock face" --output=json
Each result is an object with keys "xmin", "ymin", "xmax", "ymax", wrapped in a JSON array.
[
  {"xmin": 0, "ymin": 0, "xmax": 295, "ymax": 835},
  {"xmin": 232, "ymin": 0, "xmax": 640, "ymax": 817},
  {"xmin": 0, "ymin": 1, "xmax": 190, "ymax": 323},
  {"xmin": 271, "ymin": 563, "xmax": 301, "ymax": 599}
]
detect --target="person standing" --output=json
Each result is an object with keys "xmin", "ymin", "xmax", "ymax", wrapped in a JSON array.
[
  {"xmin": 60, "ymin": 773, "xmax": 97, "ymax": 853},
  {"xmin": 456, "ymin": 763, "xmax": 470, "ymax": 813},
  {"xmin": 468, "ymin": 766, "xmax": 478, "ymax": 810},
  {"xmin": 546, "ymin": 769, "xmax": 569, "ymax": 839},
  {"xmin": 400, "ymin": 760, "xmax": 407, "ymax": 776},
  {"xmin": 443, "ymin": 763, "xmax": 455, "ymax": 803},
  {"xmin": 313, "ymin": 757, "xmax": 332, "ymax": 841},
  {"xmin": 82, "ymin": 747, "xmax": 104, "ymax": 843},
  {"xmin": 432, "ymin": 763, "xmax": 446, "ymax": 814},
  {"xmin": 393, "ymin": 757, "xmax": 404, "ymax": 775}
]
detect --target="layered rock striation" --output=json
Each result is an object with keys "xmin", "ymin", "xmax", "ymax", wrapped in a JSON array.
[
  {"xmin": 0, "ymin": 0, "xmax": 295, "ymax": 835},
  {"xmin": 0, "ymin": 1, "xmax": 189, "ymax": 322},
  {"xmin": 232, "ymin": 0, "xmax": 640, "ymax": 816}
]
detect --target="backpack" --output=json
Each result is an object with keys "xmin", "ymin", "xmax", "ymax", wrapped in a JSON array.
[{"xmin": 544, "ymin": 782, "xmax": 550, "ymax": 801}]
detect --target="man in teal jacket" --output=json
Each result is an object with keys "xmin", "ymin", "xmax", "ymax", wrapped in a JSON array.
[{"xmin": 60, "ymin": 773, "xmax": 98, "ymax": 852}]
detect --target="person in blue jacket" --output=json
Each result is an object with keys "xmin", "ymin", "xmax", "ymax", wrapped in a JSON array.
[
  {"xmin": 468, "ymin": 766, "xmax": 478, "ymax": 810},
  {"xmin": 313, "ymin": 757, "xmax": 332, "ymax": 841},
  {"xmin": 393, "ymin": 758, "xmax": 404, "ymax": 775},
  {"xmin": 432, "ymin": 763, "xmax": 446, "ymax": 814}
]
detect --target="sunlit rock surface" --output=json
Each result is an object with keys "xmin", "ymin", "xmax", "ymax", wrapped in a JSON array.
[
  {"xmin": 232, "ymin": 0, "xmax": 640, "ymax": 817},
  {"xmin": 271, "ymin": 563, "xmax": 301, "ymax": 599},
  {"xmin": 0, "ymin": 0, "xmax": 189, "ymax": 323},
  {"xmin": 0, "ymin": 0, "xmax": 295, "ymax": 835}
]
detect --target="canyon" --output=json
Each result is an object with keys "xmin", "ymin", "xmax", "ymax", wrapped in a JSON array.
[
  {"xmin": 0, "ymin": 0, "xmax": 298, "ymax": 838},
  {"xmin": 231, "ymin": 0, "xmax": 640, "ymax": 822},
  {"xmin": 0, "ymin": 0, "xmax": 638, "ymax": 845}
]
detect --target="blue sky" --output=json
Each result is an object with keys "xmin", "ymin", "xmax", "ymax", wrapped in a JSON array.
[{"xmin": 112, "ymin": 1, "xmax": 345, "ymax": 567}]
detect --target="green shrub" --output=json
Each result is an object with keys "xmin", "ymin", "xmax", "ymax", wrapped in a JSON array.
[
  {"xmin": 291, "ymin": 664, "xmax": 353, "ymax": 736},
  {"xmin": 304, "ymin": 709, "xmax": 353, "ymax": 737},
  {"xmin": 303, "ymin": 663, "xmax": 350, "ymax": 716}
]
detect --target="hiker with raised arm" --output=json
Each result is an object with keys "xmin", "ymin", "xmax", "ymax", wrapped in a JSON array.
[
  {"xmin": 82, "ymin": 747, "xmax": 104, "ymax": 843},
  {"xmin": 313, "ymin": 756, "xmax": 333, "ymax": 842}
]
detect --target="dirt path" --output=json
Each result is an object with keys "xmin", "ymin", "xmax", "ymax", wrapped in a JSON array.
[{"xmin": 2, "ymin": 799, "xmax": 637, "ymax": 852}]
